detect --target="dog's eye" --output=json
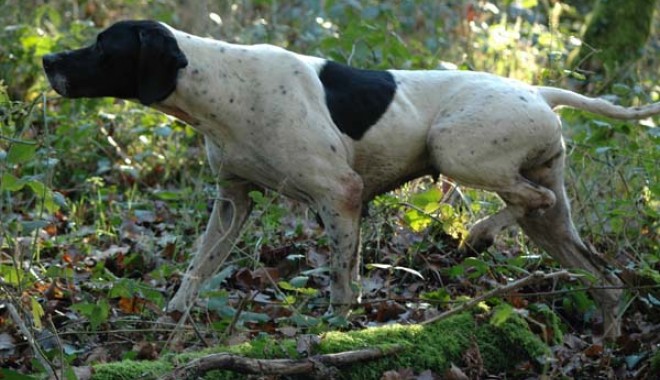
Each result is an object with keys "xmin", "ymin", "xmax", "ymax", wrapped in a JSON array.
[{"xmin": 95, "ymin": 35, "xmax": 105, "ymax": 55}]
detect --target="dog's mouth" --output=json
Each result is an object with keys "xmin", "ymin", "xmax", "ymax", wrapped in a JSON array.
[
  {"xmin": 42, "ymin": 53, "xmax": 70, "ymax": 97},
  {"xmin": 45, "ymin": 72, "xmax": 69, "ymax": 97}
]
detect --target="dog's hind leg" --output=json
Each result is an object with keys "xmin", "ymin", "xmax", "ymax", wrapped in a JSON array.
[
  {"xmin": 460, "ymin": 177, "xmax": 557, "ymax": 253},
  {"xmin": 518, "ymin": 150, "xmax": 623, "ymax": 337},
  {"xmin": 167, "ymin": 179, "xmax": 254, "ymax": 313},
  {"xmin": 426, "ymin": 120, "xmax": 557, "ymax": 253}
]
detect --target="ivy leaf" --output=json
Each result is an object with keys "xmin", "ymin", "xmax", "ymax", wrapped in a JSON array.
[
  {"xmin": 0, "ymin": 368, "xmax": 37, "ymax": 380},
  {"xmin": 289, "ymin": 276, "xmax": 309, "ymax": 288},
  {"xmin": 72, "ymin": 300, "xmax": 109, "ymax": 330},
  {"xmin": 1, "ymin": 173, "xmax": 26, "ymax": 191},
  {"xmin": 30, "ymin": 298, "xmax": 44, "ymax": 329},
  {"xmin": 26, "ymin": 179, "xmax": 59, "ymax": 212},
  {"xmin": 7, "ymin": 143, "xmax": 37, "ymax": 165}
]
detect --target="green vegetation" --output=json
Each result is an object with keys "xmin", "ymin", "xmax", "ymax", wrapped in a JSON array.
[{"xmin": 1, "ymin": 1, "xmax": 658, "ymax": 379}]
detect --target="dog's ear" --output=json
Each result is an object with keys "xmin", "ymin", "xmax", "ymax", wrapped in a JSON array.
[{"xmin": 137, "ymin": 27, "xmax": 188, "ymax": 105}]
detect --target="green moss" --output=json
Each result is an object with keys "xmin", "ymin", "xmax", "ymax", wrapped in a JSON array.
[
  {"xmin": 321, "ymin": 314, "xmax": 474, "ymax": 379},
  {"xmin": 651, "ymin": 350, "xmax": 660, "ymax": 373},
  {"xmin": 91, "ymin": 360, "xmax": 172, "ymax": 380},
  {"xmin": 90, "ymin": 313, "xmax": 549, "ymax": 380},
  {"xmin": 476, "ymin": 317, "xmax": 551, "ymax": 373}
]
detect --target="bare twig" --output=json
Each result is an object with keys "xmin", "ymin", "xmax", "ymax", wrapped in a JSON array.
[
  {"xmin": 6, "ymin": 302, "xmax": 57, "ymax": 379},
  {"xmin": 162, "ymin": 344, "xmax": 403, "ymax": 380},
  {"xmin": 421, "ymin": 270, "xmax": 573, "ymax": 325}
]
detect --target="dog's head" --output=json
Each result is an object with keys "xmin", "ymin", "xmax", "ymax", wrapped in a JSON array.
[{"xmin": 43, "ymin": 20, "xmax": 188, "ymax": 105}]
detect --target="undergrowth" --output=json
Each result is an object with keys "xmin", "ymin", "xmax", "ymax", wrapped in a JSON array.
[{"xmin": 0, "ymin": 1, "xmax": 659, "ymax": 378}]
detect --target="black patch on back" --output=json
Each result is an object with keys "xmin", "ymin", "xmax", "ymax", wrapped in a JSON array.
[{"xmin": 319, "ymin": 61, "xmax": 396, "ymax": 140}]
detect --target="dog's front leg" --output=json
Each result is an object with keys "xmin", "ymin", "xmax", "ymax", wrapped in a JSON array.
[
  {"xmin": 315, "ymin": 172, "xmax": 364, "ymax": 314},
  {"xmin": 168, "ymin": 179, "xmax": 254, "ymax": 313}
]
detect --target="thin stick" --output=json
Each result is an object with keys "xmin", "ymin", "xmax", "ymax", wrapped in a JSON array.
[
  {"xmin": 6, "ymin": 303, "xmax": 57, "ymax": 379},
  {"xmin": 421, "ymin": 270, "xmax": 572, "ymax": 325}
]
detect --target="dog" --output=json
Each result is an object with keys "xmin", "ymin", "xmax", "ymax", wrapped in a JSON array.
[{"xmin": 43, "ymin": 20, "xmax": 660, "ymax": 337}]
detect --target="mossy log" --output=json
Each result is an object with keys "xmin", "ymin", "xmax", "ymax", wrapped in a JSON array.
[{"xmin": 88, "ymin": 313, "xmax": 551, "ymax": 380}]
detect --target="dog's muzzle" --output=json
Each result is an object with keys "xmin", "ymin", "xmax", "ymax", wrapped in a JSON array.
[{"xmin": 43, "ymin": 53, "xmax": 68, "ymax": 96}]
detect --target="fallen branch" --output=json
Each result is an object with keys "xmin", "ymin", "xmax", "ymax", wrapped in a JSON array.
[
  {"xmin": 422, "ymin": 270, "xmax": 573, "ymax": 325},
  {"xmin": 162, "ymin": 344, "xmax": 404, "ymax": 380}
]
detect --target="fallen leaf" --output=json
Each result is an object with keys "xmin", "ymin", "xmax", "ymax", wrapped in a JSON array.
[
  {"xmin": 380, "ymin": 368, "xmax": 414, "ymax": 380},
  {"xmin": 118, "ymin": 297, "xmax": 146, "ymax": 314},
  {"xmin": 84, "ymin": 346, "xmax": 109, "ymax": 364},
  {"xmin": 443, "ymin": 363, "xmax": 468, "ymax": 380},
  {"xmin": 375, "ymin": 301, "xmax": 406, "ymax": 322},
  {"xmin": 416, "ymin": 370, "xmax": 436, "ymax": 380},
  {"xmin": 71, "ymin": 366, "xmax": 93, "ymax": 380},
  {"xmin": 135, "ymin": 342, "xmax": 158, "ymax": 360},
  {"xmin": 253, "ymin": 267, "xmax": 280, "ymax": 289},
  {"xmin": 296, "ymin": 334, "xmax": 320, "ymax": 356},
  {"xmin": 277, "ymin": 326, "xmax": 298, "ymax": 337},
  {"xmin": 0, "ymin": 332, "xmax": 16, "ymax": 356},
  {"xmin": 584, "ymin": 344, "xmax": 604, "ymax": 358}
]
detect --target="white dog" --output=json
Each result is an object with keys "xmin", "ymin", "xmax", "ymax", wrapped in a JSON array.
[{"xmin": 43, "ymin": 20, "xmax": 660, "ymax": 336}]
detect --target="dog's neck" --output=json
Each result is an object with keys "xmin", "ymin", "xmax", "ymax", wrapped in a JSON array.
[{"xmin": 156, "ymin": 31, "xmax": 264, "ymax": 139}]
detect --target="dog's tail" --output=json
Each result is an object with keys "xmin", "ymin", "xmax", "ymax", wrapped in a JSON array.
[{"xmin": 538, "ymin": 86, "xmax": 660, "ymax": 120}]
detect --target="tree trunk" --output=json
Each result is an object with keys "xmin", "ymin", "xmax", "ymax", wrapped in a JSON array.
[{"xmin": 567, "ymin": 0, "xmax": 657, "ymax": 91}]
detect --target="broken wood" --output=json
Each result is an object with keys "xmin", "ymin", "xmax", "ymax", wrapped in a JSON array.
[{"xmin": 162, "ymin": 344, "xmax": 404, "ymax": 379}]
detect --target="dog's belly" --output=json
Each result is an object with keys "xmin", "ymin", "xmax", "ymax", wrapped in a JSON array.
[
  {"xmin": 353, "ymin": 134, "xmax": 434, "ymax": 202},
  {"xmin": 348, "ymin": 71, "xmax": 446, "ymax": 199}
]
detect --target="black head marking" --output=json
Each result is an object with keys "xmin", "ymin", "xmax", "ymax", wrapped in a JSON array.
[
  {"xmin": 319, "ymin": 61, "xmax": 397, "ymax": 140},
  {"xmin": 43, "ymin": 20, "xmax": 188, "ymax": 105},
  {"xmin": 137, "ymin": 23, "xmax": 188, "ymax": 104}
]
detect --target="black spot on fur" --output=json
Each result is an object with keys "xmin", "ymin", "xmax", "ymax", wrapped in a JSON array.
[
  {"xmin": 330, "ymin": 145, "xmax": 337, "ymax": 153},
  {"xmin": 319, "ymin": 61, "xmax": 397, "ymax": 140}
]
